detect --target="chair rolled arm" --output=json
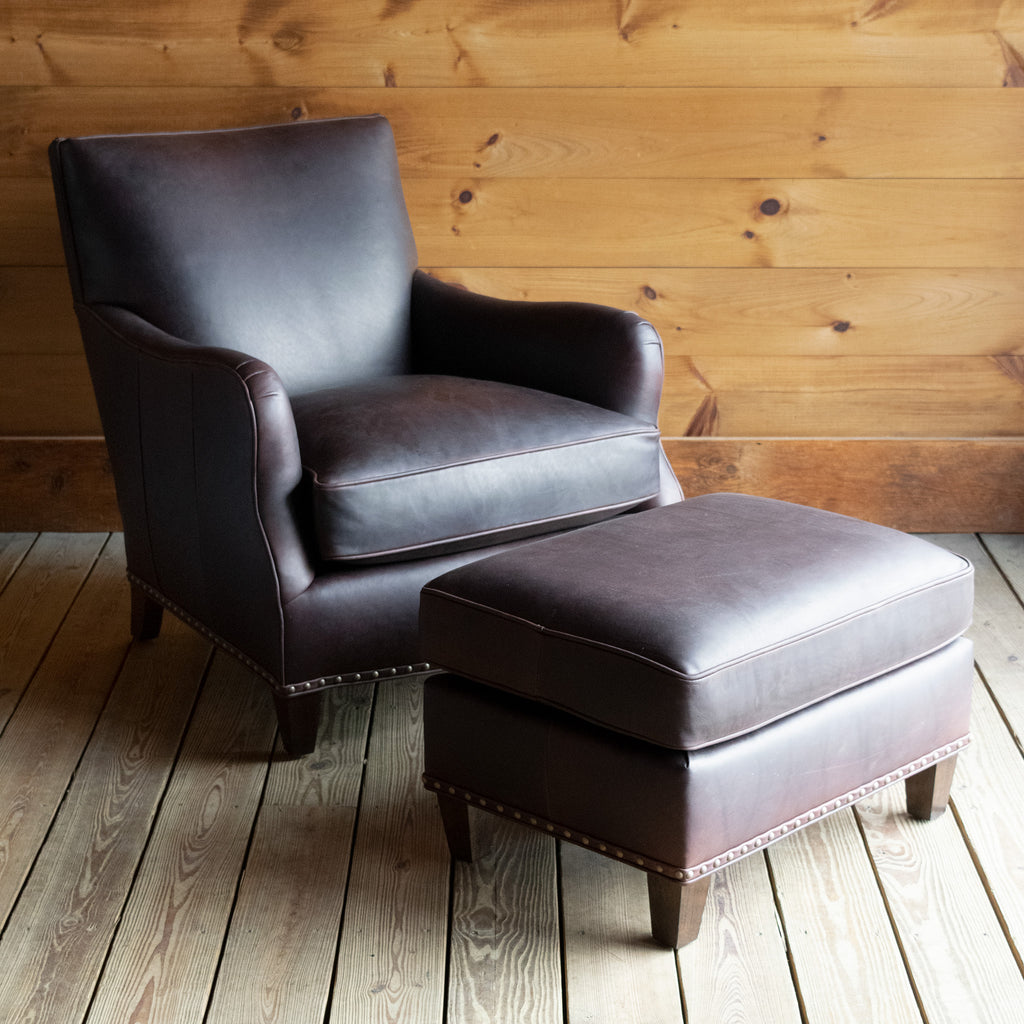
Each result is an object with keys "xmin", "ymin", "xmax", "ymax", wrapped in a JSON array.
[
  {"xmin": 410, "ymin": 270, "xmax": 666, "ymax": 425},
  {"xmin": 79, "ymin": 304, "xmax": 315, "ymax": 611}
]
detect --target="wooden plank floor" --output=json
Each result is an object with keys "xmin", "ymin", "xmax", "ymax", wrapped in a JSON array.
[{"xmin": 0, "ymin": 531, "xmax": 1022, "ymax": 1024}]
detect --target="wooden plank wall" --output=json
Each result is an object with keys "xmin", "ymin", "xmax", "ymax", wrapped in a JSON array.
[{"xmin": 3, "ymin": 0, "xmax": 1024, "ymax": 530}]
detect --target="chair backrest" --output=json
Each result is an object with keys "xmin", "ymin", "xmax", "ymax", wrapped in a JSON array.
[{"xmin": 50, "ymin": 115, "xmax": 418, "ymax": 394}]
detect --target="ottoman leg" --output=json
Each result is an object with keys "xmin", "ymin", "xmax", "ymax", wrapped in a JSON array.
[
  {"xmin": 647, "ymin": 874, "xmax": 713, "ymax": 949},
  {"xmin": 905, "ymin": 754, "xmax": 958, "ymax": 821},
  {"xmin": 436, "ymin": 793, "xmax": 474, "ymax": 861}
]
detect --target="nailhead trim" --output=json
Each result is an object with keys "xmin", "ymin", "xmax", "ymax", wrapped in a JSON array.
[
  {"xmin": 423, "ymin": 735, "xmax": 970, "ymax": 883},
  {"xmin": 127, "ymin": 573, "xmax": 431, "ymax": 696}
]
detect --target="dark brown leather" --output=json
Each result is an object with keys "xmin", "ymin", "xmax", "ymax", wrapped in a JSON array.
[
  {"xmin": 51, "ymin": 116, "xmax": 418, "ymax": 395},
  {"xmin": 420, "ymin": 493, "xmax": 974, "ymax": 750},
  {"xmin": 48, "ymin": 114, "xmax": 681, "ymax": 722},
  {"xmin": 410, "ymin": 270, "xmax": 667, "ymax": 422},
  {"xmin": 423, "ymin": 636, "xmax": 974, "ymax": 875},
  {"xmin": 292, "ymin": 375, "xmax": 661, "ymax": 564}
]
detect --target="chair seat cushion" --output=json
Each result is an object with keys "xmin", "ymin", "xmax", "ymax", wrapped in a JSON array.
[
  {"xmin": 419, "ymin": 493, "xmax": 974, "ymax": 750},
  {"xmin": 291, "ymin": 375, "xmax": 662, "ymax": 565}
]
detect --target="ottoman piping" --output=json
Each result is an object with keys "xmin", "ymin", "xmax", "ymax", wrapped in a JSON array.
[{"xmin": 421, "ymin": 559, "xmax": 972, "ymax": 682}]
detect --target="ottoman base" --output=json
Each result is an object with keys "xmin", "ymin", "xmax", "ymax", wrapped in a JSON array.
[
  {"xmin": 428, "ymin": 752, "xmax": 959, "ymax": 948},
  {"xmin": 423, "ymin": 636, "xmax": 972, "ymax": 948}
]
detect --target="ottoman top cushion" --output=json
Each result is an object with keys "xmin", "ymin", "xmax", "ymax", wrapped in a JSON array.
[{"xmin": 419, "ymin": 493, "xmax": 973, "ymax": 750}]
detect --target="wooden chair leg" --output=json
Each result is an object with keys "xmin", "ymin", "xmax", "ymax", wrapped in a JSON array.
[
  {"xmin": 905, "ymin": 754, "xmax": 958, "ymax": 821},
  {"xmin": 273, "ymin": 691, "xmax": 324, "ymax": 757},
  {"xmin": 647, "ymin": 873, "xmax": 713, "ymax": 949},
  {"xmin": 130, "ymin": 583, "xmax": 164, "ymax": 640},
  {"xmin": 436, "ymin": 793, "xmax": 473, "ymax": 862}
]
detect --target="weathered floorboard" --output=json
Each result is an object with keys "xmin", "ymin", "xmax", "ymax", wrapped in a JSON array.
[
  {"xmin": 0, "ymin": 535, "xmax": 129, "ymax": 925},
  {"xmin": 767, "ymin": 810, "xmax": 922, "ymax": 1024},
  {"xmin": 204, "ymin": 683, "xmax": 375, "ymax": 1024},
  {"xmin": 856, "ymin": 783, "xmax": 1024, "ymax": 1024},
  {"xmin": 0, "ymin": 615, "xmax": 209, "ymax": 1023},
  {"xmin": 447, "ymin": 814, "xmax": 562, "ymax": 1024},
  {"xmin": 560, "ymin": 844, "xmax": 684, "ymax": 1023},
  {"xmin": 329, "ymin": 676, "xmax": 450, "ymax": 1024},
  {"xmin": 676, "ymin": 854, "xmax": 802, "ymax": 1024},
  {"xmin": 83, "ymin": 654, "xmax": 278, "ymax": 1024},
  {"xmin": 0, "ymin": 532, "xmax": 1022, "ymax": 1023},
  {"xmin": 0, "ymin": 532, "xmax": 108, "ymax": 726}
]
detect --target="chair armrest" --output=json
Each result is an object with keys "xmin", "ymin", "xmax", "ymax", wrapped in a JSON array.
[
  {"xmin": 409, "ymin": 270, "xmax": 666, "ymax": 424},
  {"xmin": 78, "ymin": 304, "xmax": 315, "ymax": 618}
]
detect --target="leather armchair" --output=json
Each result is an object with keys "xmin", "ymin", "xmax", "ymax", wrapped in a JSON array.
[{"xmin": 49, "ymin": 115, "xmax": 681, "ymax": 754}]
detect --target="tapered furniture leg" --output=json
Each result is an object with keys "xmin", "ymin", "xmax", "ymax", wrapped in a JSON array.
[
  {"xmin": 647, "ymin": 874, "xmax": 713, "ymax": 949},
  {"xmin": 905, "ymin": 754, "xmax": 958, "ymax": 821},
  {"xmin": 273, "ymin": 691, "xmax": 324, "ymax": 757},
  {"xmin": 436, "ymin": 793, "xmax": 474, "ymax": 861},
  {"xmin": 130, "ymin": 583, "xmax": 164, "ymax": 640}
]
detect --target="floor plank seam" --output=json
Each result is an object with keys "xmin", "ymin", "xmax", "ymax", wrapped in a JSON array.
[{"xmin": 850, "ymin": 805, "xmax": 930, "ymax": 1024}]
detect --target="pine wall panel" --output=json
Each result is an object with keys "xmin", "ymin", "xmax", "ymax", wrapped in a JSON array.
[{"xmin": 2, "ymin": 0, "xmax": 1024, "ymax": 529}]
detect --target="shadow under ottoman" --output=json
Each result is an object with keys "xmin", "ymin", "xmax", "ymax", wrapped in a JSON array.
[{"xmin": 419, "ymin": 493, "xmax": 975, "ymax": 947}]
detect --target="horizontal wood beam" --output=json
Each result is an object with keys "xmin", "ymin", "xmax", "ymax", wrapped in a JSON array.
[
  {"xmin": 6, "ymin": 3, "xmax": 1023, "ymax": 88},
  {"xmin": 4, "ymin": 436, "xmax": 1024, "ymax": 534},
  {"xmin": 666, "ymin": 437, "xmax": 1024, "ymax": 533},
  {"xmin": 1, "ymin": 438, "xmax": 120, "ymax": 532},
  {"xmin": 7, "ymin": 87, "xmax": 1024, "ymax": 181}
]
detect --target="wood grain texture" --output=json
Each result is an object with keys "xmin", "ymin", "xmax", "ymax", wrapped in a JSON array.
[
  {"xmin": 84, "ymin": 653, "xmax": 278, "ymax": 1024},
  {"xmin": 12, "ymin": 264, "xmax": 1024, "ymax": 358},
  {"xmin": 767, "ymin": 811, "xmax": 922, "ymax": 1024},
  {"xmin": 931, "ymin": 533, "xmax": 1024, "ymax": 745},
  {"xmin": 560, "ymin": 844, "xmax": 685, "ymax": 1023},
  {"xmin": 330, "ymin": 677, "xmax": 450, "ymax": 1024},
  {"xmin": 0, "ymin": 178, "xmax": 60, "ymax": 265},
  {"xmin": 6, "ymin": 0, "xmax": 1024, "ymax": 532},
  {"xmin": 8, "ymin": 86, "xmax": 1024, "ymax": 180},
  {"xmin": 668, "ymin": 438, "xmax": 1024, "ymax": 532},
  {"xmin": 0, "ymin": 531, "xmax": 108, "ymax": 729},
  {"xmin": 407, "ymin": 178, "xmax": 1024, "ymax": 270},
  {"xmin": 855, "ymin": 784, "xmax": 1024, "ymax": 1024},
  {"xmin": 0, "ymin": 616, "xmax": 209, "ymax": 1024},
  {"xmin": 426, "ymin": 267, "xmax": 1024, "ymax": 357},
  {"xmin": 0, "ymin": 532, "xmax": 34, "ymax": 591},
  {"xmin": 0, "ymin": 535, "xmax": 127, "ymax": 925},
  {"xmin": 949, "ymin": 676, "xmax": 1024, "ymax": 966},
  {"xmin": 662, "ymin": 354, "xmax": 1024, "ymax": 438},
  {"xmin": 447, "ymin": 814, "xmax": 562, "ymax": 1024},
  {"xmin": 0, "ymin": 355, "xmax": 101, "ymax": 433},
  {"xmin": 205, "ymin": 684, "xmax": 375, "ymax": 1024},
  {"xmin": 5, "ymin": 1, "xmax": 1023, "ymax": 87},
  {"xmin": 676, "ymin": 855, "xmax": 802, "ymax": 1024},
  {"xmin": 0, "ymin": 267, "xmax": 77, "ymax": 351},
  {"xmin": 0, "ymin": 438, "xmax": 118, "ymax": 531},
  {"xmin": 9, "ymin": 176, "xmax": 1024, "ymax": 269},
  {"xmin": 0, "ymin": 535, "xmax": 1022, "ymax": 1021}
]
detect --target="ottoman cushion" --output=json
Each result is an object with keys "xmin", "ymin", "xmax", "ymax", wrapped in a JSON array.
[{"xmin": 419, "ymin": 493, "xmax": 973, "ymax": 751}]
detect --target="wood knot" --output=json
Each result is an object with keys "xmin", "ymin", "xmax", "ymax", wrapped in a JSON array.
[
  {"xmin": 272, "ymin": 27, "xmax": 303, "ymax": 51},
  {"xmin": 832, "ymin": 320, "xmax": 852, "ymax": 333},
  {"xmin": 643, "ymin": 285, "xmax": 657, "ymax": 300},
  {"xmin": 458, "ymin": 189, "xmax": 473, "ymax": 204},
  {"xmin": 759, "ymin": 198, "xmax": 782, "ymax": 216}
]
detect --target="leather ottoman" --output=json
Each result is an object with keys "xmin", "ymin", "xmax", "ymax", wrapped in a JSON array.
[{"xmin": 419, "ymin": 493, "xmax": 975, "ymax": 947}]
